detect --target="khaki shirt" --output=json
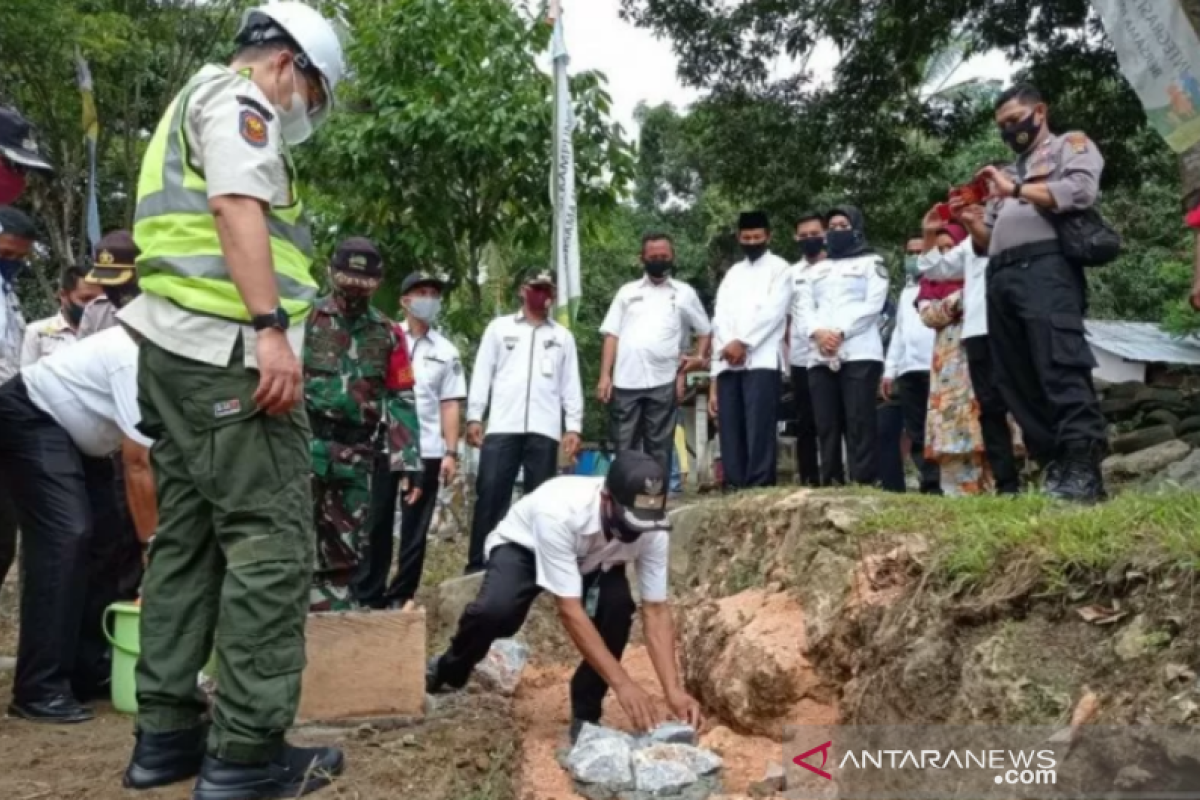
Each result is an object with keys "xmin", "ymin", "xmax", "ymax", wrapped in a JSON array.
[
  {"xmin": 119, "ymin": 64, "xmax": 306, "ymax": 367},
  {"xmin": 986, "ymin": 131, "xmax": 1105, "ymax": 256}
]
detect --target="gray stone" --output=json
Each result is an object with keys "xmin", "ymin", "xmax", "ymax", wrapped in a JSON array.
[
  {"xmin": 1110, "ymin": 425, "xmax": 1176, "ymax": 455},
  {"xmin": 1102, "ymin": 440, "xmax": 1191, "ymax": 481},
  {"xmin": 1178, "ymin": 415, "xmax": 1200, "ymax": 437},
  {"xmin": 436, "ymin": 572, "xmax": 484, "ymax": 630},
  {"xmin": 567, "ymin": 737, "xmax": 635, "ymax": 789},
  {"xmin": 638, "ymin": 722, "xmax": 699, "ymax": 747},
  {"xmin": 637, "ymin": 743, "xmax": 723, "ymax": 777},
  {"xmin": 1105, "ymin": 380, "xmax": 1144, "ymax": 399},
  {"xmin": 0, "ymin": 656, "xmax": 15, "ymax": 673},
  {"xmin": 1100, "ymin": 396, "xmax": 1138, "ymax": 421},
  {"xmin": 473, "ymin": 637, "xmax": 529, "ymax": 696},
  {"xmin": 1151, "ymin": 449, "xmax": 1200, "ymax": 491},
  {"xmin": 1144, "ymin": 409, "xmax": 1182, "ymax": 432},
  {"xmin": 577, "ymin": 722, "xmax": 636, "ymax": 749},
  {"xmin": 632, "ymin": 748, "xmax": 697, "ymax": 794}
]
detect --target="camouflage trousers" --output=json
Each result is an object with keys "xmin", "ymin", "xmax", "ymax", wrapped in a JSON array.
[{"xmin": 309, "ymin": 438, "xmax": 376, "ymax": 612}]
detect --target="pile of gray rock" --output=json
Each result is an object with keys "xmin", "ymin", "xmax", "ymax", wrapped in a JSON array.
[
  {"xmin": 1098, "ymin": 381, "xmax": 1200, "ymax": 487},
  {"xmin": 562, "ymin": 722, "xmax": 723, "ymax": 800}
]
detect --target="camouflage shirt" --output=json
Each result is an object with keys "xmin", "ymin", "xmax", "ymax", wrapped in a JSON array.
[{"xmin": 304, "ymin": 297, "xmax": 421, "ymax": 474}]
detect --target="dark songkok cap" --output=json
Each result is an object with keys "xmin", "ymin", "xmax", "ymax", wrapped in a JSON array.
[{"xmin": 738, "ymin": 210, "xmax": 770, "ymax": 231}]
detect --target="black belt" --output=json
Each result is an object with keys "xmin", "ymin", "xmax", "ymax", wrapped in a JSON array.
[
  {"xmin": 310, "ymin": 417, "xmax": 376, "ymax": 446},
  {"xmin": 989, "ymin": 240, "xmax": 1062, "ymax": 271}
]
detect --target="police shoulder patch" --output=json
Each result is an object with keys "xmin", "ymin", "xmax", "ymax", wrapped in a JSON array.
[
  {"xmin": 239, "ymin": 108, "xmax": 269, "ymax": 149},
  {"xmin": 1065, "ymin": 132, "xmax": 1090, "ymax": 155}
]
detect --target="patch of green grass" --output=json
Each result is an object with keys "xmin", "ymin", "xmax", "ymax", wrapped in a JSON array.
[{"xmin": 856, "ymin": 490, "xmax": 1200, "ymax": 588}]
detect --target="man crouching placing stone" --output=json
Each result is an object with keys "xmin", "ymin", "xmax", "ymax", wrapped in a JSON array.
[{"xmin": 427, "ymin": 450, "xmax": 701, "ymax": 740}]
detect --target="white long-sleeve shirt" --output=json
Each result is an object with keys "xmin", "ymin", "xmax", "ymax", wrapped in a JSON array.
[
  {"xmin": 467, "ymin": 313, "xmax": 583, "ymax": 442},
  {"xmin": 795, "ymin": 253, "xmax": 890, "ymax": 365},
  {"xmin": 787, "ymin": 259, "xmax": 822, "ymax": 368},
  {"xmin": 883, "ymin": 283, "xmax": 935, "ymax": 379},
  {"xmin": 710, "ymin": 252, "xmax": 793, "ymax": 376},
  {"xmin": 918, "ymin": 239, "xmax": 990, "ymax": 340}
]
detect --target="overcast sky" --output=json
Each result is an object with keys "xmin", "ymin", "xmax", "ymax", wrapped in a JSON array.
[{"xmin": 554, "ymin": 0, "xmax": 1017, "ymax": 139}]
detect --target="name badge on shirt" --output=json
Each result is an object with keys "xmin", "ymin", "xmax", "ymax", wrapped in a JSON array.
[
  {"xmin": 629, "ymin": 295, "xmax": 644, "ymax": 305},
  {"xmin": 503, "ymin": 336, "xmax": 518, "ymax": 351},
  {"xmin": 541, "ymin": 355, "xmax": 555, "ymax": 378}
]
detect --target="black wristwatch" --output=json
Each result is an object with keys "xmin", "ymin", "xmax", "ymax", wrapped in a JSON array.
[
  {"xmin": 1011, "ymin": 180, "xmax": 1023, "ymax": 199},
  {"xmin": 251, "ymin": 306, "xmax": 290, "ymax": 333}
]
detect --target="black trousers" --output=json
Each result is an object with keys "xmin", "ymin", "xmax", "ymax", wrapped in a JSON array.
[
  {"xmin": 716, "ymin": 369, "xmax": 780, "ymax": 489},
  {"xmin": 384, "ymin": 458, "xmax": 442, "ymax": 605},
  {"xmin": 987, "ymin": 251, "xmax": 1105, "ymax": 461},
  {"xmin": 439, "ymin": 543, "xmax": 635, "ymax": 722},
  {"xmin": 0, "ymin": 487, "xmax": 18, "ymax": 592},
  {"xmin": 809, "ymin": 361, "xmax": 882, "ymax": 486},
  {"xmin": 964, "ymin": 336, "xmax": 1021, "ymax": 493},
  {"xmin": 610, "ymin": 383, "xmax": 676, "ymax": 480},
  {"xmin": 0, "ymin": 376, "xmax": 129, "ymax": 702},
  {"xmin": 877, "ymin": 402, "xmax": 906, "ymax": 493},
  {"xmin": 895, "ymin": 371, "xmax": 941, "ymax": 493},
  {"xmin": 466, "ymin": 433, "xmax": 559, "ymax": 572},
  {"xmin": 789, "ymin": 367, "xmax": 826, "ymax": 486}
]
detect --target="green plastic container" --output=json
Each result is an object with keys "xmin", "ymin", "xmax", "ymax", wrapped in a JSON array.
[{"xmin": 103, "ymin": 602, "xmax": 217, "ymax": 715}]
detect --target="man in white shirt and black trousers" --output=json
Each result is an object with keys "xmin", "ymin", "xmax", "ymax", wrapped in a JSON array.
[
  {"xmin": 427, "ymin": 450, "xmax": 702, "ymax": 740},
  {"xmin": 464, "ymin": 269, "xmax": 584, "ymax": 574},
  {"xmin": 0, "ymin": 320, "xmax": 153, "ymax": 723},
  {"xmin": 597, "ymin": 232, "xmax": 711, "ymax": 479},
  {"xmin": 709, "ymin": 210, "xmax": 793, "ymax": 489}
]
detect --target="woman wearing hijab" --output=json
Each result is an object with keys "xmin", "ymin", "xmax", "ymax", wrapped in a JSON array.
[
  {"xmin": 916, "ymin": 222, "xmax": 991, "ymax": 495},
  {"xmin": 794, "ymin": 206, "xmax": 889, "ymax": 485}
]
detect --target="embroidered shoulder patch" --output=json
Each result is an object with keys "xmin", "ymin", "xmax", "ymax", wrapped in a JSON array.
[
  {"xmin": 1065, "ymin": 132, "xmax": 1089, "ymax": 155},
  {"xmin": 239, "ymin": 108, "xmax": 269, "ymax": 149}
]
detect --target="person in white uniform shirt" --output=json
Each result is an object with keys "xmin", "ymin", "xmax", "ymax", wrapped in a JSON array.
[
  {"xmin": 709, "ymin": 210, "xmax": 793, "ymax": 489},
  {"xmin": 881, "ymin": 237, "xmax": 939, "ymax": 494},
  {"xmin": 927, "ymin": 183, "xmax": 1022, "ymax": 494},
  {"xmin": 598, "ymin": 232, "xmax": 711, "ymax": 479},
  {"xmin": 371, "ymin": 271, "xmax": 468, "ymax": 607},
  {"xmin": 427, "ymin": 451, "xmax": 701, "ymax": 741},
  {"xmin": 787, "ymin": 211, "xmax": 839, "ymax": 487},
  {"xmin": 465, "ymin": 269, "xmax": 584, "ymax": 574},
  {"xmin": 0, "ymin": 324, "xmax": 154, "ymax": 723},
  {"xmin": 795, "ymin": 206, "xmax": 889, "ymax": 486},
  {"xmin": 0, "ymin": 206, "xmax": 38, "ymax": 599},
  {"xmin": 20, "ymin": 264, "xmax": 102, "ymax": 365}
]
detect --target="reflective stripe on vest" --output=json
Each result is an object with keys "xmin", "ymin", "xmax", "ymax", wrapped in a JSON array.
[{"xmin": 133, "ymin": 70, "xmax": 318, "ymax": 323}]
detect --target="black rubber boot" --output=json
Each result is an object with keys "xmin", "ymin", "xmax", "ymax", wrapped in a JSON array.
[
  {"xmin": 191, "ymin": 743, "xmax": 344, "ymax": 800},
  {"xmin": 124, "ymin": 726, "xmax": 208, "ymax": 790},
  {"xmin": 1045, "ymin": 443, "xmax": 1106, "ymax": 504}
]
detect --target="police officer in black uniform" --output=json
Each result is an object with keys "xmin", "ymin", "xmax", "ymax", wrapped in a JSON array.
[{"xmin": 966, "ymin": 84, "xmax": 1107, "ymax": 503}]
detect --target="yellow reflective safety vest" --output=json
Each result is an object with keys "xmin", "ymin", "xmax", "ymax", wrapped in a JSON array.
[{"xmin": 132, "ymin": 68, "xmax": 317, "ymax": 323}]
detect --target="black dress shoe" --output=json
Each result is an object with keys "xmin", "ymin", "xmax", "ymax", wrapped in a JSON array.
[
  {"xmin": 7, "ymin": 695, "xmax": 94, "ymax": 724},
  {"xmin": 192, "ymin": 743, "xmax": 344, "ymax": 800},
  {"xmin": 124, "ymin": 726, "xmax": 208, "ymax": 790}
]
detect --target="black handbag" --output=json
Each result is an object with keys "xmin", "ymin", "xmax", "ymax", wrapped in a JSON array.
[{"xmin": 1041, "ymin": 206, "xmax": 1122, "ymax": 268}]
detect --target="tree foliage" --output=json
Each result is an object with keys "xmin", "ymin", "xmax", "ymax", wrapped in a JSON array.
[{"xmin": 302, "ymin": 0, "xmax": 634, "ymax": 337}]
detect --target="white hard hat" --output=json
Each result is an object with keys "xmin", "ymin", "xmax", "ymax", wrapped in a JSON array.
[{"xmin": 237, "ymin": 2, "xmax": 346, "ymax": 122}]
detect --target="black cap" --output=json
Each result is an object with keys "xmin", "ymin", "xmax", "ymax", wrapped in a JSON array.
[
  {"xmin": 738, "ymin": 210, "xmax": 770, "ymax": 231},
  {"xmin": 331, "ymin": 237, "xmax": 383, "ymax": 286},
  {"xmin": 400, "ymin": 271, "xmax": 445, "ymax": 295},
  {"xmin": 86, "ymin": 230, "xmax": 140, "ymax": 286},
  {"xmin": 522, "ymin": 269, "xmax": 557, "ymax": 288},
  {"xmin": 0, "ymin": 107, "xmax": 53, "ymax": 172},
  {"xmin": 604, "ymin": 451, "xmax": 670, "ymax": 534}
]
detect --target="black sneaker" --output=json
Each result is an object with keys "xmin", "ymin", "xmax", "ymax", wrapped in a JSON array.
[
  {"xmin": 7, "ymin": 695, "xmax": 94, "ymax": 724},
  {"xmin": 1045, "ymin": 458, "xmax": 1105, "ymax": 504},
  {"xmin": 191, "ymin": 743, "xmax": 344, "ymax": 800},
  {"xmin": 124, "ymin": 726, "xmax": 208, "ymax": 790},
  {"xmin": 426, "ymin": 656, "xmax": 465, "ymax": 695},
  {"xmin": 1041, "ymin": 459, "xmax": 1065, "ymax": 495}
]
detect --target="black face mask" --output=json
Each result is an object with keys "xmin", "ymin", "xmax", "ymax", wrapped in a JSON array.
[
  {"xmin": 64, "ymin": 302, "xmax": 85, "ymax": 326},
  {"xmin": 798, "ymin": 237, "xmax": 825, "ymax": 259},
  {"xmin": 335, "ymin": 290, "xmax": 371, "ymax": 316},
  {"xmin": 740, "ymin": 243, "xmax": 767, "ymax": 262},
  {"xmin": 643, "ymin": 259, "xmax": 673, "ymax": 279},
  {"xmin": 1001, "ymin": 113, "xmax": 1042, "ymax": 154},
  {"xmin": 826, "ymin": 229, "xmax": 858, "ymax": 259}
]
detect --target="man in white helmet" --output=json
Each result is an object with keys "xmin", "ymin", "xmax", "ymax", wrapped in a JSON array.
[{"xmin": 118, "ymin": 5, "xmax": 347, "ymax": 799}]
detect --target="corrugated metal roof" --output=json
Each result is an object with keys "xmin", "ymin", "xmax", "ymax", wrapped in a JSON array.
[{"xmin": 1085, "ymin": 320, "xmax": 1200, "ymax": 366}]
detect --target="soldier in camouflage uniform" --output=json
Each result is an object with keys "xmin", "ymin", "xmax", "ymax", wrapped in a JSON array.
[{"xmin": 304, "ymin": 237, "xmax": 422, "ymax": 611}]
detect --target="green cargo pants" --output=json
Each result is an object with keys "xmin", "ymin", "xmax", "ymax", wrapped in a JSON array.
[{"xmin": 134, "ymin": 338, "xmax": 314, "ymax": 764}]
